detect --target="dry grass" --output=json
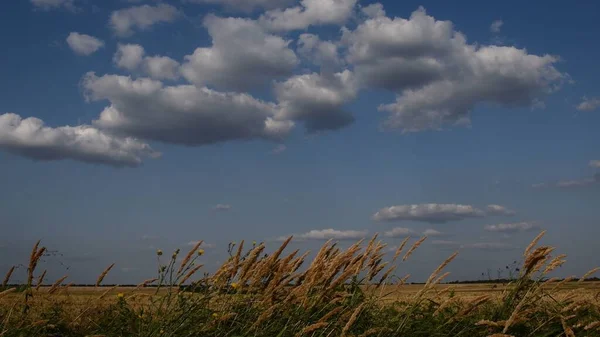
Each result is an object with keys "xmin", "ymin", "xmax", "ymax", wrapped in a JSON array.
[{"xmin": 1, "ymin": 231, "xmax": 600, "ymax": 337}]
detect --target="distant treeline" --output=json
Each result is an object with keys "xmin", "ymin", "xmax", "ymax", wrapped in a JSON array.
[
  {"xmin": 446, "ymin": 277, "xmax": 600, "ymax": 284},
  {"xmin": 4, "ymin": 277, "xmax": 600, "ymax": 288}
]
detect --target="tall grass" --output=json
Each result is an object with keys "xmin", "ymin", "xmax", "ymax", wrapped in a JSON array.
[{"xmin": 1, "ymin": 232, "xmax": 599, "ymax": 337}]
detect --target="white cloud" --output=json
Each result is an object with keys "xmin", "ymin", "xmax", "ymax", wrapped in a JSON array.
[
  {"xmin": 384, "ymin": 227, "xmax": 415, "ymax": 238},
  {"xmin": 490, "ymin": 20, "xmax": 503, "ymax": 33},
  {"xmin": 576, "ymin": 97, "xmax": 600, "ymax": 112},
  {"xmin": 373, "ymin": 204, "xmax": 486, "ymax": 223},
  {"xmin": 431, "ymin": 240, "xmax": 460, "ymax": 247},
  {"xmin": 590, "ymin": 160, "xmax": 600, "ymax": 169},
  {"xmin": 180, "ymin": 15, "xmax": 298, "ymax": 91},
  {"xmin": 279, "ymin": 228, "xmax": 368, "ymax": 241},
  {"xmin": 361, "ymin": 3, "xmax": 385, "ymax": 19},
  {"xmin": 485, "ymin": 222, "xmax": 540, "ymax": 233},
  {"xmin": 187, "ymin": 241, "xmax": 216, "ymax": 248},
  {"xmin": 83, "ymin": 73, "xmax": 294, "ymax": 146},
  {"xmin": 422, "ymin": 229, "xmax": 444, "ymax": 237},
  {"xmin": 485, "ymin": 204, "xmax": 516, "ymax": 216},
  {"xmin": 110, "ymin": 4, "xmax": 180, "ymax": 37},
  {"xmin": 113, "ymin": 44, "xmax": 179, "ymax": 80},
  {"xmin": 212, "ymin": 204, "xmax": 232, "ymax": 211},
  {"xmin": 297, "ymin": 34, "xmax": 342, "ymax": 70},
  {"xmin": 142, "ymin": 56, "xmax": 180, "ymax": 80},
  {"xmin": 271, "ymin": 144, "xmax": 287, "ymax": 154},
  {"xmin": 0, "ymin": 113, "xmax": 159, "ymax": 167},
  {"xmin": 121, "ymin": 267, "xmax": 139, "ymax": 272},
  {"xmin": 31, "ymin": 0, "xmax": 76, "ymax": 11},
  {"xmin": 66, "ymin": 32, "xmax": 104, "ymax": 56},
  {"xmin": 534, "ymin": 175, "xmax": 599, "ymax": 189},
  {"xmin": 555, "ymin": 178, "xmax": 598, "ymax": 188},
  {"xmin": 185, "ymin": 0, "xmax": 295, "ymax": 12},
  {"xmin": 342, "ymin": 7, "xmax": 566, "ymax": 132},
  {"xmin": 259, "ymin": 0, "xmax": 358, "ymax": 31},
  {"xmin": 113, "ymin": 44, "xmax": 145, "ymax": 70},
  {"xmin": 274, "ymin": 70, "xmax": 358, "ymax": 132},
  {"xmin": 462, "ymin": 242, "xmax": 513, "ymax": 251}
]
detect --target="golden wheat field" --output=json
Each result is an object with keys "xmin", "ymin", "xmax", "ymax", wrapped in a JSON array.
[
  {"xmin": 15, "ymin": 280, "xmax": 598, "ymax": 298},
  {"xmin": 2, "ymin": 232, "xmax": 600, "ymax": 337}
]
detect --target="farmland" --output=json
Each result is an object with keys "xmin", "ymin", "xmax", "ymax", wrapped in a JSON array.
[{"xmin": 2, "ymin": 232, "xmax": 600, "ymax": 337}]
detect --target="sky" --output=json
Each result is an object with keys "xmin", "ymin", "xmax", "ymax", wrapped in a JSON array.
[{"xmin": 0, "ymin": 0, "xmax": 599, "ymax": 285}]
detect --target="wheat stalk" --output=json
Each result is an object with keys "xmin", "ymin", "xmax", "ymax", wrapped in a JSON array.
[
  {"xmin": 578, "ymin": 267, "xmax": 600, "ymax": 282},
  {"xmin": 524, "ymin": 231, "xmax": 546, "ymax": 258},
  {"xmin": 179, "ymin": 240, "xmax": 203, "ymax": 274},
  {"xmin": 179, "ymin": 264, "xmax": 204, "ymax": 285},
  {"xmin": 427, "ymin": 251, "xmax": 459, "ymax": 285},
  {"xmin": 340, "ymin": 303, "xmax": 365, "ymax": 337},
  {"xmin": 503, "ymin": 293, "xmax": 527, "ymax": 333},
  {"xmin": 318, "ymin": 306, "xmax": 344, "ymax": 323},
  {"xmin": 543, "ymin": 254, "xmax": 567, "ymax": 275},
  {"xmin": 403, "ymin": 236, "xmax": 427, "ymax": 262},
  {"xmin": 35, "ymin": 270, "xmax": 47, "ymax": 291},
  {"xmin": 584, "ymin": 321, "xmax": 600, "ymax": 330},
  {"xmin": 95, "ymin": 263, "xmax": 115, "ymax": 287},
  {"xmin": 0, "ymin": 288, "xmax": 16, "ymax": 299},
  {"xmin": 98, "ymin": 285, "xmax": 119, "ymax": 299},
  {"xmin": 2, "ymin": 267, "xmax": 15, "ymax": 288},
  {"xmin": 392, "ymin": 237, "xmax": 411, "ymax": 263},
  {"xmin": 296, "ymin": 322, "xmax": 329, "ymax": 336},
  {"xmin": 561, "ymin": 317, "xmax": 576, "ymax": 337},
  {"xmin": 48, "ymin": 276, "xmax": 68, "ymax": 294}
]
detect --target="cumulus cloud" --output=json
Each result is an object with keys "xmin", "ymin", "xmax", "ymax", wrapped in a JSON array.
[
  {"xmin": 555, "ymin": 178, "xmax": 599, "ymax": 188},
  {"xmin": 590, "ymin": 160, "xmax": 600, "ymax": 169},
  {"xmin": 185, "ymin": 0, "xmax": 295, "ymax": 12},
  {"xmin": 485, "ymin": 222, "xmax": 540, "ymax": 233},
  {"xmin": 83, "ymin": 72, "xmax": 294, "ymax": 146},
  {"xmin": 0, "ymin": 113, "xmax": 159, "ymax": 167},
  {"xmin": 490, "ymin": 20, "xmax": 503, "ymax": 33},
  {"xmin": 271, "ymin": 144, "xmax": 287, "ymax": 154},
  {"xmin": 113, "ymin": 44, "xmax": 145, "ymax": 70},
  {"xmin": 212, "ymin": 204, "xmax": 232, "ymax": 211},
  {"xmin": 110, "ymin": 4, "xmax": 180, "ymax": 37},
  {"xmin": 260, "ymin": 0, "xmax": 358, "ymax": 31},
  {"xmin": 180, "ymin": 15, "xmax": 298, "ymax": 91},
  {"xmin": 485, "ymin": 204, "xmax": 516, "ymax": 216},
  {"xmin": 121, "ymin": 267, "xmax": 139, "ymax": 273},
  {"xmin": 113, "ymin": 44, "xmax": 179, "ymax": 80},
  {"xmin": 187, "ymin": 241, "xmax": 216, "ymax": 248},
  {"xmin": 274, "ymin": 70, "xmax": 358, "ymax": 132},
  {"xmin": 533, "ymin": 175, "xmax": 600, "ymax": 189},
  {"xmin": 31, "ymin": 0, "xmax": 76, "ymax": 11},
  {"xmin": 372, "ymin": 204, "xmax": 486, "ymax": 223},
  {"xmin": 278, "ymin": 228, "xmax": 368, "ymax": 241},
  {"xmin": 360, "ymin": 3, "xmax": 385, "ymax": 19},
  {"xmin": 142, "ymin": 56, "xmax": 180, "ymax": 80},
  {"xmin": 462, "ymin": 242, "xmax": 513, "ymax": 251},
  {"xmin": 297, "ymin": 34, "xmax": 342, "ymax": 70},
  {"xmin": 383, "ymin": 227, "xmax": 415, "ymax": 238},
  {"xmin": 422, "ymin": 229, "xmax": 444, "ymax": 237},
  {"xmin": 342, "ymin": 7, "xmax": 566, "ymax": 132},
  {"xmin": 66, "ymin": 32, "xmax": 104, "ymax": 56},
  {"xmin": 576, "ymin": 97, "xmax": 600, "ymax": 112},
  {"xmin": 431, "ymin": 240, "xmax": 460, "ymax": 247}
]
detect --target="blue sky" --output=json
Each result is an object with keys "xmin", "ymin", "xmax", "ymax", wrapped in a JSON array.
[{"xmin": 1, "ymin": 0, "xmax": 599, "ymax": 284}]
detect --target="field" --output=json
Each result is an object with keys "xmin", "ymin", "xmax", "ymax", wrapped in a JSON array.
[{"xmin": 2, "ymin": 232, "xmax": 600, "ymax": 337}]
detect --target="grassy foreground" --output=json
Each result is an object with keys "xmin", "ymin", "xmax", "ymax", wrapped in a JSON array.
[{"xmin": 1, "ymin": 232, "xmax": 600, "ymax": 337}]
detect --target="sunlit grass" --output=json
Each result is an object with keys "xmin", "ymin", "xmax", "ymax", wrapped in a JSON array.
[{"xmin": 1, "ymin": 232, "xmax": 600, "ymax": 336}]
